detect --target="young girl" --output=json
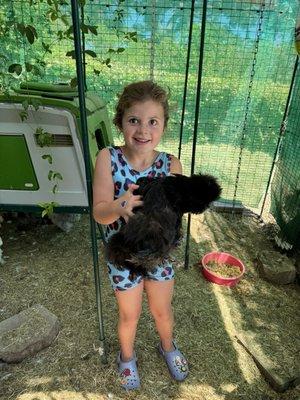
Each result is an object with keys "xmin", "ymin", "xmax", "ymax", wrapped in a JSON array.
[{"xmin": 93, "ymin": 80, "xmax": 189, "ymax": 390}]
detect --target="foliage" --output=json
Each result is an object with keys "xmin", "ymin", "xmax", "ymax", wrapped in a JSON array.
[
  {"xmin": 35, "ymin": 127, "xmax": 54, "ymax": 147},
  {"xmin": 38, "ymin": 201, "xmax": 59, "ymax": 217}
]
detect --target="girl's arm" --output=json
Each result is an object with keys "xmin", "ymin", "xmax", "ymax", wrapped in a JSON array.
[
  {"xmin": 93, "ymin": 148, "xmax": 143, "ymax": 224},
  {"xmin": 170, "ymin": 155, "xmax": 183, "ymax": 175}
]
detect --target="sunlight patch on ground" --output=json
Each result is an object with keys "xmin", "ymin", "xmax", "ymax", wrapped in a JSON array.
[
  {"xmin": 210, "ymin": 283, "xmax": 258, "ymax": 384},
  {"xmin": 189, "ymin": 219, "xmax": 259, "ymax": 384},
  {"xmin": 178, "ymin": 383, "xmax": 231, "ymax": 400},
  {"xmin": 18, "ymin": 391, "xmax": 107, "ymax": 400},
  {"xmin": 189, "ymin": 222, "xmax": 260, "ymax": 385},
  {"xmin": 220, "ymin": 382, "xmax": 238, "ymax": 393},
  {"xmin": 27, "ymin": 376, "xmax": 54, "ymax": 386}
]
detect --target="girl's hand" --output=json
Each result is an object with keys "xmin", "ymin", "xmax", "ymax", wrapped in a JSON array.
[{"xmin": 118, "ymin": 184, "xmax": 143, "ymax": 222}]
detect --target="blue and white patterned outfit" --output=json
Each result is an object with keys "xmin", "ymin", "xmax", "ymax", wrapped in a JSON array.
[{"xmin": 104, "ymin": 146, "xmax": 175, "ymax": 291}]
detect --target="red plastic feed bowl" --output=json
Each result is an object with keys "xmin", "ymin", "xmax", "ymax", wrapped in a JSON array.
[{"xmin": 201, "ymin": 252, "xmax": 245, "ymax": 287}]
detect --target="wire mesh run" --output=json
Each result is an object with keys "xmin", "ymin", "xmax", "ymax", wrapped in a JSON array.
[{"xmin": 1, "ymin": 0, "xmax": 299, "ymax": 234}]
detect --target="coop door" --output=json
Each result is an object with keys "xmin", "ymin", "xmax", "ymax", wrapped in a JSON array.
[{"xmin": 0, "ymin": 134, "xmax": 39, "ymax": 190}]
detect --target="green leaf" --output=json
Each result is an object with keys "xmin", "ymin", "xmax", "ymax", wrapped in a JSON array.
[
  {"xmin": 25, "ymin": 26, "xmax": 37, "ymax": 44},
  {"xmin": 81, "ymin": 23, "xmax": 89, "ymax": 34},
  {"xmin": 42, "ymin": 154, "xmax": 53, "ymax": 164},
  {"xmin": 42, "ymin": 42, "xmax": 52, "ymax": 54},
  {"xmin": 87, "ymin": 25, "xmax": 98, "ymax": 35},
  {"xmin": 124, "ymin": 31, "xmax": 137, "ymax": 42},
  {"xmin": 70, "ymin": 77, "xmax": 78, "ymax": 87},
  {"xmin": 52, "ymin": 184, "xmax": 58, "ymax": 194},
  {"xmin": 31, "ymin": 99, "xmax": 41, "ymax": 111},
  {"xmin": 33, "ymin": 65, "xmax": 41, "ymax": 76},
  {"xmin": 65, "ymin": 26, "xmax": 73, "ymax": 36},
  {"xmin": 53, "ymin": 172, "xmax": 63, "ymax": 180},
  {"xmin": 27, "ymin": 25, "xmax": 38, "ymax": 38},
  {"xmin": 102, "ymin": 58, "xmax": 112, "ymax": 68},
  {"xmin": 108, "ymin": 47, "xmax": 125, "ymax": 54},
  {"xmin": 8, "ymin": 63, "xmax": 22, "ymax": 75},
  {"xmin": 66, "ymin": 50, "xmax": 76, "ymax": 59},
  {"xmin": 60, "ymin": 15, "xmax": 69, "ymax": 26},
  {"xmin": 22, "ymin": 100, "xmax": 29, "ymax": 111},
  {"xmin": 16, "ymin": 23, "xmax": 26, "ymax": 36},
  {"xmin": 50, "ymin": 11, "xmax": 58, "ymax": 21},
  {"xmin": 85, "ymin": 49, "xmax": 97, "ymax": 58},
  {"xmin": 36, "ymin": 130, "xmax": 54, "ymax": 147},
  {"xmin": 25, "ymin": 62, "xmax": 33, "ymax": 72},
  {"xmin": 39, "ymin": 201, "xmax": 59, "ymax": 217},
  {"xmin": 19, "ymin": 111, "xmax": 28, "ymax": 121},
  {"xmin": 48, "ymin": 170, "xmax": 54, "ymax": 181},
  {"xmin": 25, "ymin": 29, "xmax": 34, "ymax": 44}
]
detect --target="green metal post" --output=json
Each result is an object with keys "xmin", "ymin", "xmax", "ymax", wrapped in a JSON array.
[
  {"xmin": 184, "ymin": 0, "xmax": 208, "ymax": 269},
  {"xmin": 178, "ymin": 0, "xmax": 195, "ymax": 159},
  {"xmin": 70, "ymin": 0, "xmax": 107, "ymax": 363},
  {"xmin": 80, "ymin": 5, "xmax": 87, "ymax": 92}
]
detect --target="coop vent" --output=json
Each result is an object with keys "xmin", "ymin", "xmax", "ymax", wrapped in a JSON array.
[{"xmin": 34, "ymin": 134, "xmax": 73, "ymax": 147}]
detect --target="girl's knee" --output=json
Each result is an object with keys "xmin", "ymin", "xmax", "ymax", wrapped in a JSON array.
[
  {"xmin": 150, "ymin": 305, "xmax": 173, "ymax": 322},
  {"xmin": 119, "ymin": 308, "xmax": 142, "ymax": 324}
]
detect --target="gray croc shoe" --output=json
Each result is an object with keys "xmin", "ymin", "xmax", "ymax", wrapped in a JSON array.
[
  {"xmin": 158, "ymin": 341, "xmax": 189, "ymax": 381},
  {"xmin": 117, "ymin": 351, "xmax": 140, "ymax": 390}
]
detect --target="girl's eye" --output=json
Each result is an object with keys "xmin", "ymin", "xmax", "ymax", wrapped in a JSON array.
[
  {"xmin": 150, "ymin": 119, "xmax": 158, "ymax": 126},
  {"xmin": 129, "ymin": 118, "xmax": 138, "ymax": 124}
]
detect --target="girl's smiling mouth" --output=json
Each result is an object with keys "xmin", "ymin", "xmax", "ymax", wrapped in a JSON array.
[{"xmin": 134, "ymin": 138, "xmax": 151, "ymax": 144}]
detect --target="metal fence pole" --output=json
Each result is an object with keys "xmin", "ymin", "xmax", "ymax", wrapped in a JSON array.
[
  {"xmin": 178, "ymin": 0, "xmax": 195, "ymax": 160},
  {"xmin": 184, "ymin": 0, "xmax": 208, "ymax": 268},
  {"xmin": 70, "ymin": 0, "xmax": 107, "ymax": 363}
]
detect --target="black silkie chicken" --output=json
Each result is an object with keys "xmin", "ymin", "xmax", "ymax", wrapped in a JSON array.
[{"xmin": 106, "ymin": 173, "xmax": 222, "ymax": 274}]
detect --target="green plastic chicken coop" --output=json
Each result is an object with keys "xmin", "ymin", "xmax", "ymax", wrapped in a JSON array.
[{"xmin": 0, "ymin": 82, "xmax": 113, "ymax": 210}]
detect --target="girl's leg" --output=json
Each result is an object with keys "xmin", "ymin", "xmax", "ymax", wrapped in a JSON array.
[
  {"xmin": 115, "ymin": 281, "xmax": 144, "ymax": 361},
  {"xmin": 144, "ymin": 279, "xmax": 175, "ymax": 351}
]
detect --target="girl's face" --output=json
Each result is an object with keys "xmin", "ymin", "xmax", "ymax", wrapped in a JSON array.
[{"xmin": 121, "ymin": 100, "xmax": 165, "ymax": 154}]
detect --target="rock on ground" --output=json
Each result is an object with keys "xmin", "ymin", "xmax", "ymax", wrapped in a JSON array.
[
  {"xmin": 256, "ymin": 250, "xmax": 296, "ymax": 284},
  {"xmin": 0, "ymin": 304, "xmax": 59, "ymax": 363}
]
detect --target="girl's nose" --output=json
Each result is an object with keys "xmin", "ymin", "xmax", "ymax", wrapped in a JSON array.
[{"xmin": 139, "ymin": 122, "xmax": 149, "ymax": 134}]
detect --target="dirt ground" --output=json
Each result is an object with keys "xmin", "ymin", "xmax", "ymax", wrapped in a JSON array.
[{"xmin": 0, "ymin": 211, "xmax": 299, "ymax": 400}]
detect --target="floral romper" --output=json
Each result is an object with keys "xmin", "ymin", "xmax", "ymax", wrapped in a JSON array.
[{"xmin": 105, "ymin": 146, "xmax": 175, "ymax": 291}]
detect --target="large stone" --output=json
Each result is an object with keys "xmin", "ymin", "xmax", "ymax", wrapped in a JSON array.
[
  {"xmin": 0, "ymin": 304, "xmax": 59, "ymax": 363},
  {"xmin": 256, "ymin": 250, "xmax": 296, "ymax": 285}
]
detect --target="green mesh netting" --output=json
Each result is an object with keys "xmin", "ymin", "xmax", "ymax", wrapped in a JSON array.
[
  {"xmin": 270, "ymin": 60, "xmax": 300, "ymax": 249},
  {"xmin": 0, "ymin": 0, "xmax": 299, "ymax": 244}
]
